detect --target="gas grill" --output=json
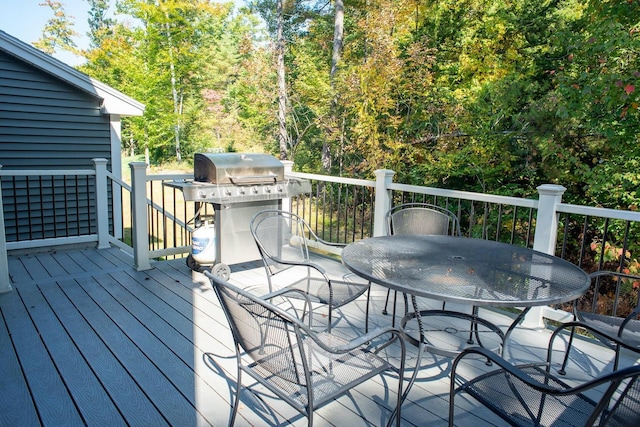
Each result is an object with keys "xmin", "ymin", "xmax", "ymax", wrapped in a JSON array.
[
  {"xmin": 176, "ymin": 153, "xmax": 310, "ymax": 203},
  {"xmin": 168, "ymin": 153, "xmax": 311, "ymax": 278}
]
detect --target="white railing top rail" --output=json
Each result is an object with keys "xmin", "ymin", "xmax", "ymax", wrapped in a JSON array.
[
  {"xmin": 287, "ymin": 171, "xmax": 375, "ymax": 188},
  {"xmin": 0, "ymin": 168, "xmax": 96, "ymax": 177},
  {"xmin": 558, "ymin": 202, "xmax": 640, "ymax": 222},
  {"xmin": 287, "ymin": 171, "xmax": 539, "ymax": 209},
  {"xmin": 387, "ymin": 182, "xmax": 538, "ymax": 209}
]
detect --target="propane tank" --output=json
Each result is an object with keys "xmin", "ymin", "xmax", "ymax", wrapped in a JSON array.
[{"xmin": 192, "ymin": 221, "xmax": 216, "ymax": 265}]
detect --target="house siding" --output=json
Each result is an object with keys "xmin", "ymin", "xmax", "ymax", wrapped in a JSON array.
[
  {"xmin": 0, "ymin": 51, "xmax": 112, "ymax": 169},
  {"xmin": 0, "ymin": 51, "xmax": 112, "ymax": 243}
]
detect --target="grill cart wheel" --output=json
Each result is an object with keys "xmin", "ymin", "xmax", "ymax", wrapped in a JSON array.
[
  {"xmin": 186, "ymin": 254, "xmax": 203, "ymax": 271},
  {"xmin": 211, "ymin": 263, "xmax": 231, "ymax": 281}
]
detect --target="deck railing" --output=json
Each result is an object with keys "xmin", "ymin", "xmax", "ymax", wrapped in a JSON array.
[{"xmin": 2, "ymin": 160, "xmax": 640, "ymax": 329}]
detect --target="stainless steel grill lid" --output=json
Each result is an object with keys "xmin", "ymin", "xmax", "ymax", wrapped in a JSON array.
[{"xmin": 194, "ymin": 153, "xmax": 285, "ymax": 185}]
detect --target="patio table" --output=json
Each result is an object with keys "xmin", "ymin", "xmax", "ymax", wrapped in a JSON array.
[{"xmin": 342, "ymin": 235, "xmax": 590, "ymax": 357}]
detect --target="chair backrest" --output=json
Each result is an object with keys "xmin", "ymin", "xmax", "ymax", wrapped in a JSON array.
[
  {"xmin": 208, "ymin": 272, "xmax": 310, "ymax": 386},
  {"xmin": 580, "ymin": 271, "xmax": 640, "ymax": 319},
  {"xmin": 251, "ymin": 210, "xmax": 311, "ymax": 275},
  {"xmin": 387, "ymin": 203, "xmax": 461, "ymax": 236}
]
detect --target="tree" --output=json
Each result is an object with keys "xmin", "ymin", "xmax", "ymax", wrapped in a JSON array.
[
  {"xmin": 87, "ymin": 0, "xmax": 115, "ymax": 49},
  {"xmin": 276, "ymin": 0, "xmax": 289, "ymax": 159},
  {"xmin": 34, "ymin": 0, "xmax": 79, "ymax": 55}
]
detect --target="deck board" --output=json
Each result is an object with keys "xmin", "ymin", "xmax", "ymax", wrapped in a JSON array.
[
  {"xmin": 65, "ymin": 274, "xmax": 208, "ymax": 427},
  {"xmin": 17, "ymin": 284, "xmax": 127, "ymax": 427},
  {"xmin": 32, "ymin": 253, "xmax": 70, "ymax": 277},
  {"xmin": 1, "ymin": 286, "xmax": 86, "ymax": 426},
  {"xmin": 0, "ymin": 297, "xmax": 41, "ymax": 427},
  {"xmin": 39, "ymin": 281, "xmax": 168, "ymax": 427},
  {"xmin": 50, "ymin": 250, "xmax": 91, "ymax": 275},
  {"xmin": 2, "ymin": 246, "xmax": 638, "ymax": 426}
]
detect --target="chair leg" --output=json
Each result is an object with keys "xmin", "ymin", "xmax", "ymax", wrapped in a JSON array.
[
  {"xmin": 558, "ymin": 325, "xmax": 577, "ymax": 375},
  {"xmin": 365, "ymin": 284, "xmax": 371, "ymax": 333},
  {"xmin": 382, "ymin": 288, "xmax": 392, "ymax": 315},
  {"xmin": 230, "ymin": 357, "xmax": 242, "ymax": 427}
]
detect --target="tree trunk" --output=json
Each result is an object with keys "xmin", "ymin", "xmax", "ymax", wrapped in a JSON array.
[
  {"xmin": 276, "ymin": 0, "xmax": 288, "ymax": 160},
  {"xmin": 324, "ymin": 0, "xmax": 344, "ymax": 173},
  {"xmin": 165, "ymin": 19, "xmax": 182, "ymax": 162},
  {"xmin": 330, "ymin": 0, "xmax": 344, "ymax": 82}
]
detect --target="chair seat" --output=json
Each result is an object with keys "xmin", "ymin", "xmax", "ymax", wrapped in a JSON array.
[
  {"xmin": 579, "ymin": 311, "xmax": 640, "ymax": 349},
  {"xmin": 283, "ymin": 275, "xmax": 369, "ymax": 308},
  {"xmin": 246, "ymin": 332, "xmax": 391, "ymax": 409},
  {"xmin": 459, "ymin": 363, "xmax": 601, "ymax": 427}
]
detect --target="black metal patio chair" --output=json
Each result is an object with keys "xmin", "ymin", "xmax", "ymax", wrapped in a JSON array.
[
  {"xmin": 383, "ymin": 203, "xmax": 461, "ymax": 317},
  {"xmin": 449, "ymin": 321, "xmax": 640, "ymax": 427},
  {"xmin": 205, "ymin": 271, "xmax": 407, "ymax": 427},
  {"xmin": 560, "ymin": 270, "xmax": 640, "ymax": 372},
  {"xmin": 250, "ymin": 209, "xmax": 370, "ymax": 332}
]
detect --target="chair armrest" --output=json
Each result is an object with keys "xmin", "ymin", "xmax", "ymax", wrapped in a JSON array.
[
  {"xmin": 549, "ymin": 320, "xmax": 640, "ymax": 357},
  {"xmin": 261, "ymin": 287, "xmax": 314, "ymax": 327},
  {"xmin": 619, "ymin": 307, "xmax": 640, "ymax": 336},
  {"xmin": 307, "ymin": 326, "xmax": 406, "ymax": 355},
  {"xmin": 267, "ymin": 255, "xmax": 330, "ymax": 277},
  {"xmin": 451, "ymin": 346, "xmax": 640, "ymax": 403},
  {"xmin": 451, "ymin": 347, "xmax": 558, "ymax": 394}
]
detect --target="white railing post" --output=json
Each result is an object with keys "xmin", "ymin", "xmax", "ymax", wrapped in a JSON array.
[
  {"xmin": 532, "ymin": 184, "xmax": 567, "ymax": 255},
  {"xmin": 93, "ymin": 158, "xmax": 110, "ymax": 249},
  {"xmin": 0, "ymin": 165, "xmax": 12, "ymax": 293},
  {"xmin": 373, "ymin": 169, "xmax": 395, "ymax": 237},
  {"xmin": 130, "ymin": 162, "xmax": 152, "ymax": 271},
  {"xmin": 522, "ymin": 184, "xmax": 567, "ymax": 329}
]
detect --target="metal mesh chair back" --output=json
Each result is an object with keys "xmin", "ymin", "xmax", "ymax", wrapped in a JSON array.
[
  {"xmin": 251, "ymin": 210, "xmax": 310, "ymax": 275},
  {"xmin": 206, "ymin": 272, "xmax": 406, "ymax": 426},
  {"xmin": 387, "ymin": 203, "xmax": 460, "ymax": 236},
  {"xmin": 213, "ymin": 276, "xmax": 308, "ymax": 385},
  {"xmin": 250, "ymin": 209, "xmax": 371, "ymax": 333}
]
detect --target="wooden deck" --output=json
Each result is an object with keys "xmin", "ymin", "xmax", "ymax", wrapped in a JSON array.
[{"xmin": 1, "ymin": 247, "xmax": 635, "ymax": 426}]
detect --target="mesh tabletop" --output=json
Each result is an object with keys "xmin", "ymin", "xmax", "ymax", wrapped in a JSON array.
[{"xmin": 342, "ymin": 235, "xmax": 590, "ymax": 308}]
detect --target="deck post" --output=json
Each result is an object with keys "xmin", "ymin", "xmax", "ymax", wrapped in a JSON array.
[
  {"xmin": 522, "ymin": 184, "xmax": 567, "ymax": 329},
  {"xmin": 373, "ymin": 169, "xmax": 395, "ymax": 237},
  {"xmin": 130, "ymin": 162, "xmax": 152, "ymax": 271},
  {"xmin": 0, "ymin": 165, "xmax": 12, "ymax": 293},
  {"xmin": 93, "ymin": 158, "xmax": 110, "ymax": 249}
]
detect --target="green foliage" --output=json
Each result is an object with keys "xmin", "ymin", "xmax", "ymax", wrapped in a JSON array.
[
  {"xmin": 34, "ymin": 0, "xmax": 79, "ymax": 55},
  {"xmin": 63, "ymin": 0, "xmax": 640, "ymax": 213}
]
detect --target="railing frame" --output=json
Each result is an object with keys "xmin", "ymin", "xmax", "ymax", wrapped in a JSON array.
[{"xmin": 1, "ymin": 161, "xmax": 639, "ymax": 333}]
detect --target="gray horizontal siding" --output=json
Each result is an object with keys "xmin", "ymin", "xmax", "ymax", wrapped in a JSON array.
[
  {"xmin": 0, "ymin": 50, "xmax": 112, "ymax": 171},
  {"xmin": 0, "ymin": 49, "xmax": 114, "ymax": 243}
]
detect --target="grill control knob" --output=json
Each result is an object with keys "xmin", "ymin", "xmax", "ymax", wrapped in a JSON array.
[
  {"xmin": 252, "ymin": 186, "xmax": 258, "ymax": 194},
  {"xmin": 277, "ymin": 185, "xmax": 283, "ymax": 192},
  {"xmin": 265, "ymin": 187, "xmax": 271, "ymax": 193},
  {"xmin": 225, "ymin": 189, "xmax": 232, "ymax": 196}
]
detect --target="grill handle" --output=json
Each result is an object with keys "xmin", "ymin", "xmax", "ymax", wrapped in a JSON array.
[{"xmin": 229, "ymin": 174, "xmax": 278, "ymax": 185}]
